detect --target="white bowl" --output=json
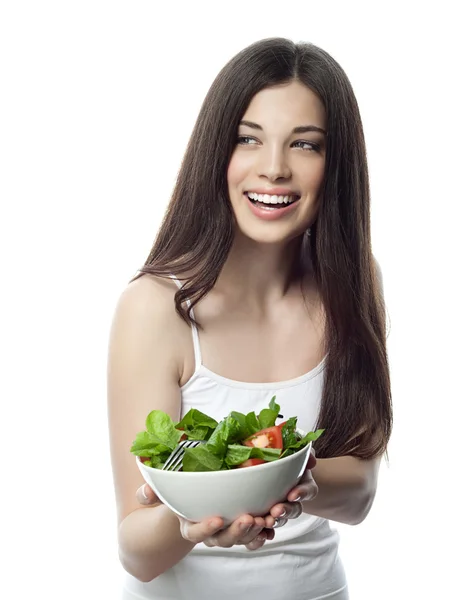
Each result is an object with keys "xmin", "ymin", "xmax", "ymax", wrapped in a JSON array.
[{"xmin": 136, "ymin": 437, "xmax": 312, "ymax": 525}]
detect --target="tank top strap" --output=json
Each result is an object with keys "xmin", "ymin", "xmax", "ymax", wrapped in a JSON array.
[{"xmin": 169, "ymin": 274, "xmax": 202, "ymax": 372}]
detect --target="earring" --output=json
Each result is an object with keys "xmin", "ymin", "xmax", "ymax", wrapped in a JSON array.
[{"xmin": 305, "ymin": 227, "xmax": 312, "ymax": 237}]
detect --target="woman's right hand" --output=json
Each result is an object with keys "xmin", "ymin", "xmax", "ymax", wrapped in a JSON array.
[{"xmin": 136, "ymin": 483, "xmax": 277, "ymax": 551}]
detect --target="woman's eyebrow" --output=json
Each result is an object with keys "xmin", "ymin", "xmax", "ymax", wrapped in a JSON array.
[{"xmin": 239, "ymin": 120, "xmax": 326, "ymax": 135}]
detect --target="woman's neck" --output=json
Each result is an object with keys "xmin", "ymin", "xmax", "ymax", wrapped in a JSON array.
[{"xmin": 217, "ymin": 233, "xmax": 304, "ymax": 306}]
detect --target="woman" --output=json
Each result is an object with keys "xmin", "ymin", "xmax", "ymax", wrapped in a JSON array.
[{"xmin": 107, "ymin": 37, "xmax": 392, "ymax": 600}]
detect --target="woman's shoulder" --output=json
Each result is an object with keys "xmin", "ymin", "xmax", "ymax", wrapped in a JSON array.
[
  {"xmin": 123, "ymin": 272, "xmax": 177, "ymax": 304},
  {"xmin": 112, "ymin": 274, "xmax": 184, "ymax": 339}
]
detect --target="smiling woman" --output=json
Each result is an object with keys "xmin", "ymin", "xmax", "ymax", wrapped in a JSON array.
[
  {"xmin": 107, "ymin": 37, "xmax": 392, "ymax": 600},
  {"xmin": 228, "ymin": 81, "xmax": 326, "ymax": 239}
]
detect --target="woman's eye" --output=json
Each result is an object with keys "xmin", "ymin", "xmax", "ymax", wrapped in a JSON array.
[
  {"xmin": 237, "ymin": 135, "xmax": 258, "ymax": 145},
  {"xmin": 293, "ymin": 140, "xmax": 321, "ymax": 152}
]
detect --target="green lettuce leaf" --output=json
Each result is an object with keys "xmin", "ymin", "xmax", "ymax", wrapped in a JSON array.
[
  {"xmin": 280, "ymin": 416, "xmax": 298, "ymax": 449},
  {"xmin": 146, "ymin": 410, "xmax": 184, "ymax": 450},
  {"xmin": 130, "ymin": 431, "xmax": 172, "ymax": 456},
  {"xmin": 258, "ymin": 396, "xmax": 281, "ymax": 429},
  {"xmin": 206, "ymin": 415, "xmax": 242, "ymax": 457},
  {"xmin": 185, "ymin": 426, "xmax": 212, "ymax": 441},
  {"xmin": 183, "ymin": 445, "xmax": 224, "ymax": 472},
  {"xmin": 229, "ymin": 411, "xmax": 251, "ymax": 439},
  {"xmin": 176, "ymin": 409, "xmax": 218, "ymax": 441},
  {"xmin": 225, "ymin": 444, "xmax": 281, "ymax": 467},
  {"xmin": 245, "ymin": 411, "xmax": 261, "ymax": 434},
  {"xmin": 280, "ymin": 428, "xmax": 325, "ymax": 458}
]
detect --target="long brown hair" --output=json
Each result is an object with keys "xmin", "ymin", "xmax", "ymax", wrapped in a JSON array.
[{"xmin": 132, "ymin": 38, "xmax": 392, "ymax": 461}]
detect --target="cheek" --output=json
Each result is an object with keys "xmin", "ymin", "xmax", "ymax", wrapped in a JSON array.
[
  {"xmin": 227, "ymin": 153, "xmax": 248, "ymax": 190},
  {"xmin": 302, "ymin": 164, "xmax": 325, "ymax": 202}
]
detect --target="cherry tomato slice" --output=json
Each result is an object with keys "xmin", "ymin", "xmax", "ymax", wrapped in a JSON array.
[
  {"xmin": 243, "ymin": 425, "xmax": 283, "ymax": 450},
  {"xmin": 237, "ymin": 458, "xmax": 267, "ymax": 468}
]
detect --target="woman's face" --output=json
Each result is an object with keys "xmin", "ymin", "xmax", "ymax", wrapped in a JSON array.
[{"xmin": 227, "ymin": 80, "xmax": 326, "ymax": 245}]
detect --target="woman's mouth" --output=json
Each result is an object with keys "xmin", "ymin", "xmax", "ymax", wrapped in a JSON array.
[
  {"xmin": 243, "ymin": 191, "xmax": 301, "ymax": 221},
  {"xmin": 244, "ymin": 192, "xmax": 301, "ymax": 209}
]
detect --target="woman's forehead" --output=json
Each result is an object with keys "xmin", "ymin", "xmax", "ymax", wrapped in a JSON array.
[{"xmin": 241, "ymin": 81, "xmax": 326, "ymax": 132}]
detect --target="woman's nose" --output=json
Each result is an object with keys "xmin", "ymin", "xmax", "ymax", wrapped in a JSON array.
[{"xmin": 258, "ymin": 148, "xmax": 291, "ymax": 181}]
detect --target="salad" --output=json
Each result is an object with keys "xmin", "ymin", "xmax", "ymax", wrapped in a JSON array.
[{"xmin": 130, "ymin": 396, "xmax": 324, "ymax": 472}]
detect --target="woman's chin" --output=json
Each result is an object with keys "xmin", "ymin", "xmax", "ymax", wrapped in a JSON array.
[{"xmin": 233, "ymin": 223, "xmax": 302, "ymax": 246}]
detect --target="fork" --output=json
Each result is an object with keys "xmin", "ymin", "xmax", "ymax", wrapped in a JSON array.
[{"xmin": 162, "ymin": 439, "xmax": 207, "ymax": 472}]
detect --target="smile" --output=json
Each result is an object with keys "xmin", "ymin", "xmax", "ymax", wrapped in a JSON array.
[{"xmin": 245, "ymin": 192, "xmax": 301, "ymax": 209}]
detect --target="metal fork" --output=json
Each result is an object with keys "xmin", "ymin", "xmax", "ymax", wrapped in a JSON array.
[{"xmin": 162, "ymin": 439, "xmax": 207, "ymax": 472}]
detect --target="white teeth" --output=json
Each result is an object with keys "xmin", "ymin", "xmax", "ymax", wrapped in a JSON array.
[{"xmin": 247, "ymin": 192, "xmax": 298, "ymax": 205}]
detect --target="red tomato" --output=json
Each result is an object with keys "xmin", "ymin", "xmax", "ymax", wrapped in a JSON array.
[
  {"xmin": 238, "ymin": 458, "xmax": 266, "ymax": 468},
  {"xmin": 176, "ymin": 427, "xmax": 187, "ymax": 441},
  {"xmin": 244, "ymin": 426, "xmax": 283, "ymax": 450}
]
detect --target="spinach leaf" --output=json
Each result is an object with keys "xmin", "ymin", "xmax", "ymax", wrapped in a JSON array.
[
  {"xmin": 258, "ymin": 396, "xmax": 281, "ymax": 429},
  {"xmin": 280, "ymin": 416, "xmax": 298, "ymax": 449},
  {"xmin": 185, "ymin": 426, "xmax": 212, "ymax": 441},
  {"xmin": 206, "ymin": 415, "xmax": 242, "ymax": 458},
  {"xmin": 149, "ymin": 454, "xmax": 167, "ymax": 469},
  {"xmin": 175, "ymin": 409, "xmax": 218, "ymax": 442},
  {"xmin": 225, "ymin": 444, "xmax": 281, "ymax": 467},
  {"xmin": 176, "ymin": 409, "xmax": 218, "ymax": 434},
  {"xmin": 229, "ymin": 411, "xmax": 251, "ymax": 439},
  {"xmin": 280, "ymin": 429, "xmax": 325, "ymax": 458},
  {"xmin": 146, "ymin": 410, "xmax": 184, "ymax": 450},
  {"xmin": 131, "ymin": 429, "xmax": 174, "ymax": 469},
  {"xmin": 130, "ymin": 430, "xmax": 172, "ymax": 468},
  {"xmin": 130, "ymin": 431, "xmax": 161, "ymax": 455},
  {"xmin": 245, "ymin": 411, "xmax": 261, "ymax": 434},
  {"xmin": 294, "ymin": 429, "xmax": 325, "ymax": 448},
  {"xmin": 183, "ymin": 445, "xmax": 224, "ymax": 472}
]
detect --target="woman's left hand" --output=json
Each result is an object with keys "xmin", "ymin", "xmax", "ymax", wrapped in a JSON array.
[{"xmin": 262, "ymin": 448, "xmax": 319, "ymax": 533}]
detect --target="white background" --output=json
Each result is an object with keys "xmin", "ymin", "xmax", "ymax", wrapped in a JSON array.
[{"xmin": 1, "ymin": 1, "xmax": 464, "ymax": 598}]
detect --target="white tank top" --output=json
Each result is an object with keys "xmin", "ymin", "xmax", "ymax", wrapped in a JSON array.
[{"xmin": 121, "ymin": 276, "xmax": 348, "ymax": 600}]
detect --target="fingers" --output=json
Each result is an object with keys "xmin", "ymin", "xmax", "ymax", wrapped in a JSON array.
[
  {"xmin": 205, "ymin": 515, "xmax": 256, "ymax": 548},
  {"xmin": 272, "ymin": 516, "xmax": 289, "ymax": 528},
  {"xmin": 306, "ymin": 447, "xmax": 317, "ymax": 470},
  {"xmin": 287, "ymin": 470, "xmax": 319, "ymax": 503},
  {"xmin": 136, "ymin": 483, "xmax": 159, "ymax": 505},
  {"xmin": 237, "ymin": 517, "xmax": 268, "ymax": 546},
  {"xmin": 264, "ymin": 528, "xmax": 276, "ymax": 541},
  {"xmin": 180, "ymin": 517, "xmax": 225, "ymax": 544},
  {"xmin": 269, "ymin": 501, "xmax": 302, "ymax": 520},
  {"xmin": 267, "ymin": 472, "xmax": 320, "ymax": 523},
  {"xmin": 196, "ymin": 515, "xmax": 272, "ymax": 549},
  {"xmin": 245, "ymin": 533, "xmax": 268, "ymax": 551},
  {"xmin": 180, "ymin": 513, "xmax": 281, "ymax": 551},
  {"xmin": 263, "ymin": 513, "xmax": 278, "ymax": 529}
]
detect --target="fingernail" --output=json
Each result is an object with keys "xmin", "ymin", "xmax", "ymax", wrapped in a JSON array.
[
  {"xmin": 279, "ymin": 509, "xmax": 287, "ymax": 517},
  {"xmin": 141, "ymin": 485, "xmax": 148, "ymax": 500},
  {"xmin": 273, "ymin": 518, "xmax": 284, "ymax": 528},
  {"xmin": 293, "ymin": 495, "xmax": 302, "ymax": 502}
]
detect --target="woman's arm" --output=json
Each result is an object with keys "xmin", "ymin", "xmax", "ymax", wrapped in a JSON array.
[
  {"xmin": 118, "ymin": 503, "xmax": 196, "ymax": 582},
  {"xmin": 270, "ymin": 454, "xmax": 381, "ymax": 526},
  {"xmin": 301, "ymin": 455, "xmax": 381, "ymax": 525},
  {"xmin": 108, "ymin": 277, "xmax": 275, "ymax": 583},
  {"xmin": 107, "ymin": 276, "xmax": 199, "ymax": 581}
]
